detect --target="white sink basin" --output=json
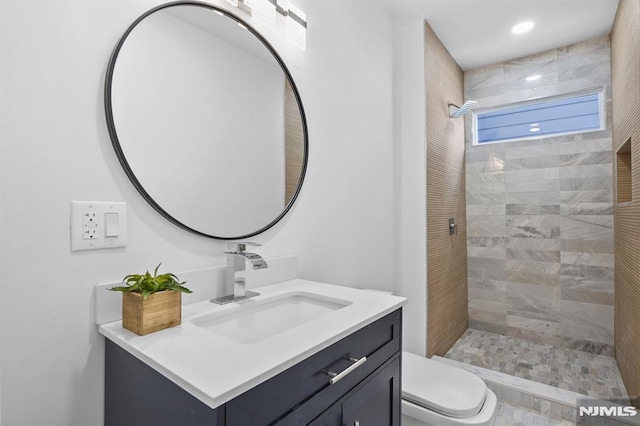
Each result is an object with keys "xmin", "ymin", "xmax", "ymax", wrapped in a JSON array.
[{"xmin": 191, "ymin": 292, "xmax": 352, "ymax": 344}]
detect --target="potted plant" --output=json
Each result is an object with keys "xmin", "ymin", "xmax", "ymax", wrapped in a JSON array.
[{"xmin": 110, "ymin": 264, "xmax": 192, "ymax": 336}]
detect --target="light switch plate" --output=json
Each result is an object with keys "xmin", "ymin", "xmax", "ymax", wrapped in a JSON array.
[{"xmin": 70, "ymin": 201, "xmax": 128, "ymax": 252}]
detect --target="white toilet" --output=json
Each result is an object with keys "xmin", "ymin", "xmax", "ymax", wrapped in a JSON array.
[{"xmin": 402, "ymin": 351, "xmax": 497, "ymax": 426}]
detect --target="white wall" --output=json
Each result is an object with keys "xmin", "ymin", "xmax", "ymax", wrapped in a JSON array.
[
  {"xmin": 392, "ymin": 20, "xmax": 428, "ymax": 356},
  {"xmin": 0, "ymin": 0, "xmax": 397, "ymax": 425}
]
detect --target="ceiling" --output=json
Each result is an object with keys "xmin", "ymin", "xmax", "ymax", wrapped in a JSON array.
[{"xmin": 379, "ymin": 0, "xmax": 620, "ymax": 71}]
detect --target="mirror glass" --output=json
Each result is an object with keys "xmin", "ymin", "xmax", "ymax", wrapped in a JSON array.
[{"xmin": 106, "ymin": 3, "xmax": 307, "ymax": 239}]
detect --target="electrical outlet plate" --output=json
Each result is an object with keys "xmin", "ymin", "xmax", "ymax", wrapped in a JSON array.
[{"xmin": 70, "ymin": 201, "xmax": 128, "ymax": 252}]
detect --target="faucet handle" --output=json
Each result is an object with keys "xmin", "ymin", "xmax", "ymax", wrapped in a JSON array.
[{"xmin": 227, "ymin": 242, "xmax": 261, "ymax": 253}]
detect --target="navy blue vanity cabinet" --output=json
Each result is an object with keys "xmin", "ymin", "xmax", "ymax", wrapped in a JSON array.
[
  {"xmin": 105, "ymin": 340, "xmax": 225, "ymax": 426},
  {"xmin": 308, "ymin": 355, "xmax": 401, "ymax": 426},
  {"xmin": 105, "ymin": 308, "xmax": 402, "ymax": 426},
  {"xmin": 229, "ymin": 309, "xmax": 402, "ymax": 425}
]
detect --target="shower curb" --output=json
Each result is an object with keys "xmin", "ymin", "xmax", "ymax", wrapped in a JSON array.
[{"xmin": 432, "ymin": 356, "xmax": 639, "ymax": 425}]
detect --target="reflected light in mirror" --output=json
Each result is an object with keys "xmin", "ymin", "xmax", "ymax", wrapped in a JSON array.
[
  {"xmin": 285, "ymin": 2, "xmax": 306, "ymax": 50},
  {"xmin": 246, "ymin": 0, "xmax": 277, "ymax": 30},
  {"xmin": 511, "ymin": 21, "xmax": 535, "ymax": 35}
]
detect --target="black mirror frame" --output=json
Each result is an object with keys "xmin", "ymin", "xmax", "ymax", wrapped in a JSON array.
[{"xmin": 104, "ymin": 1, "xmax": 309, "ymax": 240}]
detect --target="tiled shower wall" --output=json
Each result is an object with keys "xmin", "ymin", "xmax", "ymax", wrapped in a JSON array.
[{"xmin": 464, "ymin": 36, "xmax": 615, "ymax": 356}]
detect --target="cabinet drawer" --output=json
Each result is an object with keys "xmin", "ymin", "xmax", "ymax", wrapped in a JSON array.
[
  {"xmin": 226, "ymin": 309, "xmax": 402, "ymax": 426},
  {"xmin": 308, "ymin": 354, "xmax": 401, "ymax": 426}
]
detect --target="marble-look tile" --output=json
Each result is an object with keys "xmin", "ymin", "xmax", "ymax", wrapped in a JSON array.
[
  {"xmin": 559, "ymin": 300, "xmax": 613, "ymax": 345},
  {"xmin": 470, "ymin": 287, "xmax": 507, "ymax": 302},
  {"xmin": 507, "ymin": 315, "xmax": 560, "ymax": 339},
  {"xmin": 468, "ymin": 236, "xmax": 507, "ymax": 248},
  {"xmin": 560, "ymin": 252, "xmax": 614, "ymax": 268},
  {"xmin": 469, "ymin": 278, "xmax": 508, "ymax": 292},
  {"xmin": 507, "ymin": 238, "xmax": 561, "ymax": 251},
  {"xmin": 555, "ymin": 138, "xmax": 613, "ymax": 155},
  {"xmin": 466, "ymin": 158, "xmax": 506, "ymax": 173},
  {"xmin": 507, "ymin": 271, "xmax": 560, "ymax": 287},
  {"xmin": 507, "ymin": 248, "xmax": 561, "ymax": 263},
  {"xmin": 470, "ymin": 301, "xmax": 507, "ymax": 322},
  {"xmin": 561, "ymin": 190, "xmax": 613, "ymax": 204},
  {"xmin": 507, "ymin": 215, "xmax": 561, "ymax": 239},
  {"xmin": 503, "ymin": 71, "xmax": 558, "ymax": 93},
  {"xmin": 506, "ymin": 326, "xmax": 562, "ymax": 347},
  {"xmin": 506, "ymin": 179, "xmax": 559, "ymax": 193},
  {"xmin": 558, "ymin": 60, "xmax": 611, "ymax": 83},
  {"xmin": 507, "ymin": 191, "xmax": 561, "ymax": 205},
  {"xmin": 466, "ymin": 84, "xmax": 506, "ymax": 100},
  {"xmin": 507, "ymin": 294, "xmax": 560, "ymax": 321},
  {"xmin": 507, "ymin": 48, "xmax": 559, "ymax": 66},
  {"xmin": 560, "ymin": 176, "xmax": 613, "ymax": 191},
  {"xmin": 468, "ymin": 204, "xmax": 507, "ymax": 216},
  {"xmin": 560, "ymin": 263, "xmax": 614, "ymax": 281},
  {"xmin": 468, "ymin": 246, "xmax": 507, "ymax": 259},
  {"xmin": 507, "ymin": 168, "xmax": 560, "ymax": 182},
  {"xmin": 508, "ymin": 282, "xmax": 560, "ymax": 299},
  {"xmin": 507, "ymin": 204, "xmax": 561, "ymax": 215},
  {"xmin": 468, "ymin": 224, "xmax": 507, "ymax": 238},
  {"xmin": 506, "ymin": 137, "xmax": 558, "ymax": 151},
  {"xmin": 469, "ymin": 264, "xmax": 508, "ymax": 281},
  {"xmin": 559, "ymin": 164, "xmax": 613, "ymax": 179},
  {"xmin": 504, "ymin": 60, "xmax": 558, "ymax": 83},
  {"xmin": 560, "ymin": 202, "xmax": 613, "ymax": 216},
  {"xmin": 559, "ymin": 151, "xmax": 612, "ymax": 167},
  {"xmin": 560, "ymin": 215, "xmax": 613, "ymax": 240},
  {"xmin": 506, "ymin": 155, "xmax": 560, "ymax": 170},
  {"xmin": 464, "ymin": 37, "xmax": 614, "ymax": 349},
  {"xmin": 464, "ymin": 63, "xmax": 505, "ymax": 82},
  {"xmin": 561, "ymin": 239, "xmax": 613, "ymax": 254},
  {"xmin": 557, "ymin": 47, "xmax": 610, "ymax": 69},
  {"xmin": 560, "ymin": 276, "xmax": 614, "ymax": 306},
  {"xmin": 469, "ymin": 256, "xmax": 507, "ymax": 271},
  {"xmin": 467, "ymin": 192, "xmax": 506, "ymax": 205},
  {"xmin": 466, "ymin": 145, "xmax": 506, "ymax": 162},
  {"xmin": 505, "ymin": 144, "xmax": 558, "ymax": 160},
  {"xmin": 468, "ymin": 215, "xmax": 507, "ymax": 229},
  {"xmin": 467, "ymin": 171, "xmax": 506, "ymax": 194},
  {"xmin": 469, "ymin": 319, "xmax": 508, "ymax": 335},
  {"xmin": 556, "ymin": 36, "xmax": 609, "ymax": 57},
  {"xmin": 443, "ymin": 327, "xmax": 627, "ymax": 400},
  {"xmin": 559, "ymin": 337, "xmax": 613, "ymax": 356},
  {"xmin": 465, "ymin": 69, "xmax": 505, "ymax": 92}
]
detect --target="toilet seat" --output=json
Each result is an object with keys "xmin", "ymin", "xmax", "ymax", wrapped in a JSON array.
[{"xmin": 402, "ymin": 352, "xmax": 488, "ymax": 418}]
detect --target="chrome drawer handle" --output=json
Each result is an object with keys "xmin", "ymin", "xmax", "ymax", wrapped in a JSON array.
[{"xmin": 326, "ymin": 356, "xmax": 367, "ymax": 384}]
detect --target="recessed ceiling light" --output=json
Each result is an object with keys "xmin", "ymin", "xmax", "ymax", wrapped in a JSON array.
[
  {"xmin": 526, "ymin": 74, "xmax": 542, "ymax": 82},
  {"xmin": 512, "ymin": 21, "xmax": 535, "ymax": 35}
]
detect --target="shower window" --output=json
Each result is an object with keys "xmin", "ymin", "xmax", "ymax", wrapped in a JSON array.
[{"xmin": 472, "ymin": 89, "xmax": 605, "ymax": 145}]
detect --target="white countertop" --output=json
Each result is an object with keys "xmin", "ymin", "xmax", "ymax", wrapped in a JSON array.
[{"xmin": 99, "ymin": 279, "xmax": 407, "ymax": 409}]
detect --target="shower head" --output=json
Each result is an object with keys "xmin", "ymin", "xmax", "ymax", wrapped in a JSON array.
[{"xmin": 449, "ymin": 100, "xmax": 477, "ymax": 118}]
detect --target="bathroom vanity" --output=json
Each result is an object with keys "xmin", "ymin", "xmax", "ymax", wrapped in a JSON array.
[{"xmin": 100, "ymin": 280, "xmax": 405, "ymax": 426}]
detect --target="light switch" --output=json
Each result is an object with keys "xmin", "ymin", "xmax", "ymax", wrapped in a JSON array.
[{"xmin": 105, "ymin": 212, "xmax": 119, "ymax": 237}]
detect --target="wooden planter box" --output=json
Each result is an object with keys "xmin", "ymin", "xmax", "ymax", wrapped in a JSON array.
[{"xmin": 122, "ymin": 290, "xmax": 181, "ymax": 336}]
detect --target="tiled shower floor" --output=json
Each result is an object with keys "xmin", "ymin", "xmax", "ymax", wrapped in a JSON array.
[{"xmin": 444, "ymin": 328, "xmax": 628, "ymax": 400}]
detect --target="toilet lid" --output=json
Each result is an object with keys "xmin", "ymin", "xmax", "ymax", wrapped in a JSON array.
[{"xmin": 402, "ymin": 352, "xmax": 487, "ymax": 419}]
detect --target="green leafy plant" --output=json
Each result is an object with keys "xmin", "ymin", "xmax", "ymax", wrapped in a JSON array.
[{"xmin": 110, "ymin": 263, "xmax": 192, "ymax": 300}]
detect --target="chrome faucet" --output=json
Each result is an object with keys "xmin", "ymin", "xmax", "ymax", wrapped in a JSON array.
[{"xmin": 211, "ymin": 242, "xmax": 268, "ymax": 305}]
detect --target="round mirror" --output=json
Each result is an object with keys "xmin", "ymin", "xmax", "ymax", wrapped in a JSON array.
[{"xmin": 105, "ymin": 2, "xmax": 308, "ymax": 239}]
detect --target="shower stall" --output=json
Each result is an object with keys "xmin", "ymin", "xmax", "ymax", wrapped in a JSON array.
[{"xmin": 424, "ymin": 21, "xmax": 637, "ymax": 418}]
